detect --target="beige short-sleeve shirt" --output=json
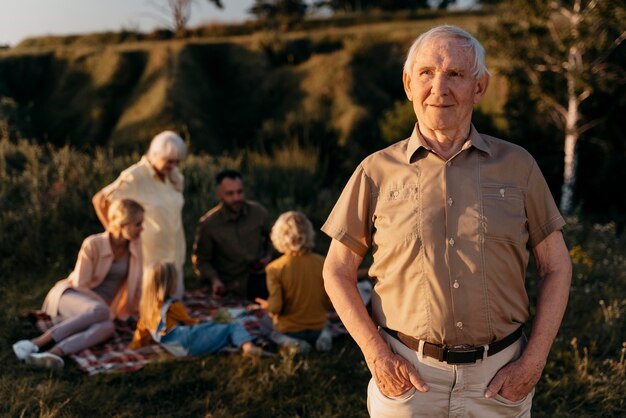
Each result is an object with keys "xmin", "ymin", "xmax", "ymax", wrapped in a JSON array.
[
  {"xmin": 102, "ymin": 156, "xmax": 186, "ymax": 271},
  {"xmin": 322, "ymin": 125, "xmax": 565, "ymax": 346}
]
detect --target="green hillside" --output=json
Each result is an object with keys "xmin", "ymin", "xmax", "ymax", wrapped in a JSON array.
[{"xmin": 0, "ymin": 14, "xmax": 503, "ymax": 161}]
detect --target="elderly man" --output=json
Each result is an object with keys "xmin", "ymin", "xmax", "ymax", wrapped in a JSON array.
[
  {"xmin": 192, "ymin": 169, "xmax": 272, "ymax": 301},
  {"xmin": 321, "ymin": 25, "xmax": 571, "ymax": 417}
]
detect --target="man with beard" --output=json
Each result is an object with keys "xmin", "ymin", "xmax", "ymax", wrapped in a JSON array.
[{"xmin": 192, "ymin": 169, "xmax": 272, "ymax": 300}]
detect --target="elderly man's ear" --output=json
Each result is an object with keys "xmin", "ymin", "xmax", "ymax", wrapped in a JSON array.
[
  {"xmin": 473, "ymin": 74, "xmax": 490, "ymax": 104},
  {"xmin": 403, "ymin": 71, "xmax": 413, "ymax": 101}
]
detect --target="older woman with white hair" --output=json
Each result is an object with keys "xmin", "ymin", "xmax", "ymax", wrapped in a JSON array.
[
  {"xmin": 93, "ymin": 131, "xmax": 187, "ymax": 299},
  {"xmin": 13, "ymin": 199, "xmax": 144, "ymax": 370},
  {"xmin": 255, "ymin": 211, "xmax": 333, "ymax": 351}
]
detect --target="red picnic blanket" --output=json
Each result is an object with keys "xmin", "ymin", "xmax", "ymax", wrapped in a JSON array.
[{"xmin": 31, "ymin": 288, "xmax": 347, "ymax": 375}]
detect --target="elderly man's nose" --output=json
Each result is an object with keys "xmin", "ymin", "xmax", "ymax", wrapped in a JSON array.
[{"xmin": 431, "ymin": 74, "xmax": 449, "ymax": 94}]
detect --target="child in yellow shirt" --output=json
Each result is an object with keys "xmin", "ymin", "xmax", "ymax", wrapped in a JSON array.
[{"xmin": 255, "ymin": 211, "xmax": 333, "ymax": 352}]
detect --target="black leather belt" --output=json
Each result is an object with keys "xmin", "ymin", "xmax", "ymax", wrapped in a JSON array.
[{"xmin": 382, "ymin": 326, "xmax": 524, "ymax": 364}]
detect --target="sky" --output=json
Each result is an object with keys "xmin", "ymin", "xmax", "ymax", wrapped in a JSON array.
[
  {"xmin": 0, "ymin": 0, "xmax": 255, "ymax": 46},
  {"xmin": 0, "ymin": 0, "xmax": 477, "ymax": 47}
]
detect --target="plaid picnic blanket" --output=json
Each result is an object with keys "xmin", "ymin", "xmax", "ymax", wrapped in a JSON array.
[{"xmin": 32, "ymin": 288, "xmax": 348, "ymax": 375}]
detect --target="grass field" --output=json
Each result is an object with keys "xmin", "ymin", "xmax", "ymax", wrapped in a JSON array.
[
  {"xmin": 1, "ymin": 139, "xmax": 625, "ymax": 417},
  {"xmin": 1, "ymin": 9, "xmax": 625, "ymax": 416}
]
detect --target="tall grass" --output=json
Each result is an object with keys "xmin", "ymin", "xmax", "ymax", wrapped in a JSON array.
[
  {"xmin": 532, "ymin": 220, "xmax": 626, "ymax": 417},
  {"xmin": 0, "ymin": 138, "xmax": 332, "ymax": 277},
  {"xmin": 1, "ymin": 139, "xmax": 625, "ymax": 416}
]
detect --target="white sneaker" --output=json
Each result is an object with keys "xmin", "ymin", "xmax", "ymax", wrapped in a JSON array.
[
  {"xmin": 270, "ymin": 331, "xmax": 311, "ymax": 353},
  {"xmin": 315, "ymin": 328, "xmax": 333, "ymax": 352},
  {"xmin": 25, "ymin": 352, "xmax": 64, "ymax": 370},
  {"xmin": 13, "ymin": 340, "xmax": 39, "ymax": 360}
]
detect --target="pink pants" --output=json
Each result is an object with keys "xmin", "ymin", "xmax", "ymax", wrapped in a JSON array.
[
  {"xmin": 367, "ymin": 329, "xmax": 534, "ymax": 418},
  {"xmin": 49, "ymin": 289, "xmax": 115, "ymax": 355}
]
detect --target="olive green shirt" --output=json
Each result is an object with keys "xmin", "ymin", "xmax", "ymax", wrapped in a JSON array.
[
  {"xmin": 192, "ymin": 201, "xmax": 270, "ymax": 294},
  {"xmin": 322, "ymin": 124, "xmax": 565, "ymax": 346}
]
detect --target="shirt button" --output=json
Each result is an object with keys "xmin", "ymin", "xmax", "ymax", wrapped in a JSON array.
[
  {"xmin": 449, "ymin": 238, "xmax": 455, "ymax": 246},
  {"xmin": 453, "ymin": 280, "xmax": 459, "ymax": 289},
  {"xmin": 456, "ymin": 321, "xmax": 463, "ymax": 328},
  {"xmin": 393, "ymin": 191, "xmax": 399, "ymax": 198},
  {"xmin": 447, "ymin": 197, "xmax": 453, "ymax": 206},
  {"xmin": 446, "ymin": 161, "xmax": 452, "ymax": 167}
]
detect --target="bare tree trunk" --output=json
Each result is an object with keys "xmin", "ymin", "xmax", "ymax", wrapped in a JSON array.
[
  {"xmin": 558, "ymin": 2, "xmax": 583, "ymax": 215},
  {"xmin": 560, "ymin": 112, "xmax": 578, "ymax": 215}
]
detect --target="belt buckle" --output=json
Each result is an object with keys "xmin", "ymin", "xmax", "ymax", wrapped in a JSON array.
[
  {"xmin": 444, "ymin": 344, "xmax": 479, "ymax": 364},
  {"xmin": 450, "ymin": 344, "xmax": 474, "ymax": 350}
]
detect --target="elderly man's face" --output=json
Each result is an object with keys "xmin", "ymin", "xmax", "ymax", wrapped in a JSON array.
[
  {"xmin": 403, "ymin": 37, "xmax": 489, "ymax": 139},
  {"xmin": 217, "ymin": 177, "xmax": 245, "ymax": 215}
]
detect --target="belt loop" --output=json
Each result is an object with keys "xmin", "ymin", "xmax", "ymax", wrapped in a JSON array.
[
  {"xmin": 482, "ymin": 344, "xmax": 489, "ymax": 361},
  {"xmin": 417, "ymin": 340, "xmax": 425, "ymax": 361}
]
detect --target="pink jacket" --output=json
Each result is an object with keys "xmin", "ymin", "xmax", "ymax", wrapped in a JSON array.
[{"xmin": 42, "ymin": 232, "xmax": 143, "ymax": 321}]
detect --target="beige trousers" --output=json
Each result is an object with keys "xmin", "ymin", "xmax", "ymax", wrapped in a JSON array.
[{"xmin": 367, "ymin": 329, "xmax": 534, "ymax": 418}]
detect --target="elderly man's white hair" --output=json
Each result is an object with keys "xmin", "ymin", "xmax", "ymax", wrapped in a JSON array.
[
  {"xmin": 147, "ymin": 130, "xmax": 187, "ymax": 161},
  {"xmin": 403, "ymin": 25, "xmax": 490, "ymax": 80}
]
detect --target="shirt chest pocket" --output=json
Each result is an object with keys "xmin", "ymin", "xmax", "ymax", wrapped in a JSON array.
[
  {"xmin": 372, "ymin": 185, "xmax": 419, "ymax": 246},
  {"xmin": 480, "ymin": 185, "xmax": 527, "ymax": 245}
]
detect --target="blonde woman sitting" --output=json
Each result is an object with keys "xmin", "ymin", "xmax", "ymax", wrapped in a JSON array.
[
  {"xmin": 13, "ymin": 199, "xmax": 144, "ymax": 370},
  {"xmin": 256, "ymin": 211, "xmax": 333, "ymax": 352}
]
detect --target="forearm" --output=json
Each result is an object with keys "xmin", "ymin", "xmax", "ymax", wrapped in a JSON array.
[
  {"xmin": 523, "ymin": 270, "xmax": 571, "ymax": 364},
  {"xmin": 192, "ymin": 230, "xmax": 219, "ymax": 280},
  {"xmin": 92, "ymin": 191, "xmax": 109, "ymax": 229},
  {"xmin": 324, "ymin": 240, "xmax": 428, "ymax": 394},
  {"xmin": 485, "ymin": 231, "xmax": 571, "ymax": 400},
  {"xmin": 323, "ymin": 241, "xmax": 390, "ymax": 362},
  {"xmin": 199, "ymin": 265, "xmax": 219, "ymax": 282},
  {"xmin": 524, "ymin": 231, "xmax": 572, "ymax": 365},
  {"xmin": 327, "ymin": 273, "xmax": 390, "ymax": 361},
  {"xmin": 192, "ymin": 255, "xmax": 219, "ymax": 281}
]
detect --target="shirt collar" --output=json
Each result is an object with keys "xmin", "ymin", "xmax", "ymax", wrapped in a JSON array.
[
  {"xmin": 140, "ymin": 155, "xmax": 163, "ymax": 181},
  {"xmin": 406, "ymin": 122, "xmax": 491, "ymax": 163},
  {"xmin": 218, "ymin": 201, "xmax": 249, "ymax": 221}
]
